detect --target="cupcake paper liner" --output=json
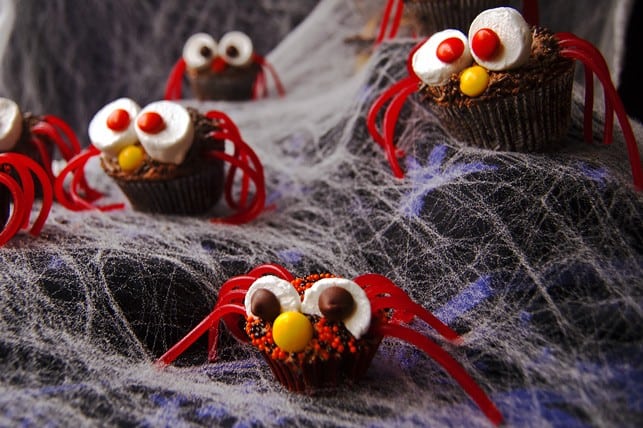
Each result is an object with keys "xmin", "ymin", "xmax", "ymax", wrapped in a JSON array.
[
  {"xmin": 405, "ymin": 0, "xmax": 513, "ymax": 35},
  {"xmin": 261, "ymin": 336, "xmax": 382, "ymax": 393},
  {"xmin": 427, "ymin": 64, "xmax": 575, "ymax": 152},
  {"xmin": 110, "ymin": 159, "xmax": 224, "ymax": 215},
  {"xmin": 188, "ymin": 63, "xmax": 261, "ymax": 101}
]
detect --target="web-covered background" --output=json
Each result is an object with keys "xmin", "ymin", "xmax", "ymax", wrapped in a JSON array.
[{"xmin": 1, "ymin": 0, "xmax": 642, "ymax": 426}]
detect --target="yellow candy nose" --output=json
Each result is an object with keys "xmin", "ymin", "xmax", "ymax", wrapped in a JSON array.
[
  {"xmin": 272, "ymin": 311, "xmax": 313, "ymax": 353},
  {"xmin": 118, "ymin": 145, "xmax": 145, "ymax": 172},
  {"xmin": 459, "ymin": 65, "xmax": 490, "ymax": 97}
]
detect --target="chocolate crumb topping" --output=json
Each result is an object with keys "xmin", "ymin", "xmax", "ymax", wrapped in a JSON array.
[
  {"xmin": 101, "ymin": 108, "xmax": 224, "ymax": 181},
  {"xmin": 420, "ymin": 28, "xmax": 574, "ymax": 107}
]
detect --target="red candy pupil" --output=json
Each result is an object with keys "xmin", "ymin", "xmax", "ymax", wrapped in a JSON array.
[
  {"xmin": 436, "ymin": 37, "xmax": 465, "ymax": 63},
  {"xmin": 106, "ymin": 109, "xmax": 130, "ymax": 131},
  {"xmin": 471, "ymin": 28, "xmax": 500, "ymax": 60},
  {"xmin": 137, "ymin": 111, "xmax": 165, "ymax": 134}
]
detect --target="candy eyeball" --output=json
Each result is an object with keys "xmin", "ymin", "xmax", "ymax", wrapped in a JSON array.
[
  {"xmin": 218, "ymin": 31, "xmax": 254, "ymax": 67},
  {"xmin": 244, "ymin": 275, "xmax": 302, "ymax": 323},
  {"xmin": 301, "ymin": 278, "xmax": 371, "ymax": 339},
  {"xmin": 89, "ymin": 98, "xmax": 141, "ymax": 157},
  {"xmin": 468, "ymin": 7, "xmax": 532, "ymax": 71},
  {"xmin": 412, "ymin": 29, "xmax": 473, "ymax": 86},
  {"xmin": 134, "ymin": 101, "xmax": 194, "ymax": 165},
  {"xmin": 0, "ymin": 97, "xmax": 23, "ymax": 152},
  {"xmin": 183, "ymin": 33, "xmax": 218, "ymax": 70}
]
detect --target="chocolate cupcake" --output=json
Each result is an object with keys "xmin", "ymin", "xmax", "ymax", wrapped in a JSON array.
[
  {"xmin": 89, "ymin": 98, "xmax": 225, "ymax": 214},
  {"xmin": 243, "ymin": 274, "xmax": 383, "ymax": 392},
  {"xmin": 412, "ymin": 7, "xmax": 574, "ymax": 151},
  {"xmin": 180, "ymin": 31, "xmax": 261, "ymax": 101}
]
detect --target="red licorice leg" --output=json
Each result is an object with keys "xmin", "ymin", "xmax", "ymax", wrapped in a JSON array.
[
  {"xmin": 0, "ymin": 174, "xmax": 26, "ymax": 246},
  {"xmin": 382, "ymin": 78, "xmax": 419, "ymax": 178},
  {"xmin": 17, "ymin": 155, "xmax": 53, "ymax": 236},
  {"xmin": 54, "ymin": 147, "xmax": 125, "ymax": 212},
  {"xmin": 252, "ymin": 69, "xmax": 268, "ymax": 99},
  {"xmin": 247, "ymin": 263, "xmax": 295, "ymax": 281},
  {"xmin": 30, "ymin": 122, "xmax": 74, "ymax": 161},
  {"xmin": 42, "ymin": 115, "xmax": 82, "ymax": 155},
  {"xmin": 521, "ymin": 0, "xmax": 540, "ymax": 26},
  {"xmin": 375, "ymin": 0, "xmax": 404, "ymax": 45},
  {"xmin": 29, "ymin": 136, "xmax": 55, "ymax": 178},
  {"xmin": 206, "ymin": 129, "xmax": 266, "ymax": 224},
  {"xmin": 375, "ymin": 323, "xmax": 503, "ymax": 426},
  {"xmin": 164, "ymin": 58, "xmax": 187, "ymax": 100},
  {"xmin": 253, "ymin": 54, "xmax": 285, "ymax": 97},
  {"xmin": 156, "ymin": 303, "xmax": 246, "ymax": 366},
  {"xmin": 355, "ymin": 273, "xmax": 461, "ymax": 342},
  {"xmin": 557, "ymin": 33, "xmax": 643, "ymax": 190}
]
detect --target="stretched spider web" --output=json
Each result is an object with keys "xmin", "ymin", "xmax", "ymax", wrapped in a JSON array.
[{"xmin": 0, "ymin": 0, "xmax": 641, "ymax": 426}]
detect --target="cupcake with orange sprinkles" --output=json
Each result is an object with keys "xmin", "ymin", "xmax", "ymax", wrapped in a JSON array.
[{"xmin": 242, "ymin": 273, "xmax": 384, "ymax": 392}]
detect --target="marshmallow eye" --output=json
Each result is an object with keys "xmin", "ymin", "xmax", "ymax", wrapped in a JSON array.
[
  {"xmin": 218, "ymin": 31, "xmax": 254, "ymax": 67},
  {"xmin": 182, "ymin": 33, "xmax": 218, "ymax": 69},
  {"xmin": 468, "ymin": 7, "xmax": 532, "ymax": 71},
  {"xmin": 0, "ymin": 97, "xmax": 23, "ymax": 152},
  {"xmin": 301, "ymin": 278, "xmax": 371, "ymax": 339},
  {"xmin": 134, "ymin": 101, "xmax": 194, "ymax": 165},
  {"xmin": 244, "ymin": 276, "xmax": 302, "ymax": 324},
  {"xmin": 412, "ymin": 29, "xmax": 472, "ymax": 86},
  {"xmin": 88, "ymin": 98, "xmax": 141, "ymax": 157}
]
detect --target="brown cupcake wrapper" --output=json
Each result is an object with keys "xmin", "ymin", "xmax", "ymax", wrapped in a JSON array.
[
  {"xmin": 261, "ymin": 337, "xmax": 382, "ymax": 393},
  {"xmin": 188, "ymin": 63, "xmax": 261, "ymax": 101},
  {"xmin": 108, "ymin": 160, "xmax": 224, "ymax": 215},
  {"xmin": 427, "ymin": 65, "xmax": 575, "ymax": 152},
  {"xmin": 405, "ymin": 0, "xmax": 512, "ymax": 35}
]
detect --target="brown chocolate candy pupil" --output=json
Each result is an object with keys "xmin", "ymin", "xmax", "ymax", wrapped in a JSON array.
[
  {"xmin": 200, "ymin": 46, "xmax": 213, "ymax": 58},
  {"xmin": 250, "ymin": 289, "xmax": 281, "ymax": 323},
  {"xmin": 319, "ymin": 286, "xmax": 354, "ymax": 322},
  {"xmin": 226, "ymin": 45, "xmax": 239, "ymax": 58}
]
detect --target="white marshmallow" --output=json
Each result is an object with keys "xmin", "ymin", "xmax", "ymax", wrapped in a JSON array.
[
  {"xmin": 88, "ymin": 98, "xmax": 141, "ymax": 157},
  {"xmin": 244, "ymin": 275, "xmax": 302, "ymax": 318},
  {"xmin": 0, "ymin": 97, "xmax": 23, "ymax": 152},
  {"xmin": 301, "ymin": 277, "xmax": 371, "ymax": 339},
  {"xmin": 468, "ymin": 7, "xmax": 532, "ymax": 71},
  {"xmin": 183, "ymin": 33, "xmax": 218, "ymax": 70},
  {"xmin": 412, "ymin": 29, "xmax": 472, "ymax": 86},
  {"xmin": 134, "ymin": 101, "xmax": 194, "ymax": 165},
  {"xmin": 219, "ymin": 31, "xmax": 254, "ymax": 67}
]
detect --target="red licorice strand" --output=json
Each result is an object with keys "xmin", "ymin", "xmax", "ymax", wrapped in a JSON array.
[
  {"xmin": 367, "ymin": 78, "xmax": 413, "ymax": 149},
  {"xmin": 207, "ymin": 129, "xmax": 266, "ymax": 223},
  {"xmin": 557, "ymin": 34, "xmax": 642, "ymax": 189},
  {"xmin": 238, "ymin": 151, "xmax": 251, "ymax": 210},
  {"xmin": 54, "ymin": 148, "xmax": 98, "ymax": 211},
  {"xmin": 253, "ymin": 54, "xmax": 286, "ymax": 97},
  {"xmin": 383, "ymin": 78, "xmax": 418, "ymax": 178},
  {"xmin": 205, "ymin": 110, "xmax": 242, "ymax": 138},
  {"xmin": 217, "ymin": 275, "xmax": 256, "ymax": 298},
  {"xmin": 42, "ymin": 115, "xmax": 83, "ymax": 155},
  {"xmin": 156, "ymin": 303, "xmax": 246, "ymax": 366},
  {"xmin": 7, "ymin": 156, "xmax": 36, "ymax": 230},
  {"xmin": 30, "ymin": 122, "xmax": 74, "ymax": 161},
  {"xmin": 247, "ymin": 263, "xmax": 295, "ymax": 282},
  {"xmin": 375, "ymin": 323, "xmax": 504, "ymax": 426},
  {"xmin": 387, "ymin": 0, "xmax": 404, "ymax": 40},
  {"xmin": 371, "ymin": 295, "xmax": 462, "ymax": 343},
  {"xmin": 557, "ymin": 34, "xmax": 616, "ymax": 145},
  {"xmin": 375, "ymin": 0, "xmax": 400, "ymax": 45},
  {"xmin": 0, "ymin": 174, "xmax": 26, "ymax": 246},
  {"xmin": 522, "ymin": 0, "xmax": 540, "ymax": 27},
  {"xmin": 69, "ymin": 160, "xmax": 122, "ymax": 212},
  {"xmin": 164, "ymin": 58, "xmax": 187, "ymax": 100},
  {"xmin": 29, "ymin": 136, "xmax": 55, "ymax": 179},
  {"xmin": 215, "ymin": 289, "xmax": 248, "ymax": 307},
  {"xmin": 15, "ymin": 154, "xmax": 53, "ymax": 236},
  {"xmin": 205, "ymin": 149, "xmax": 264, "ymax": 224},
  {"xmin": 355, "ymin": 274, "xmax": 462, "ymax": 342},
  {"xmin": 252, "ymin": 68, "xmax": 267, "ymax": 99}
]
